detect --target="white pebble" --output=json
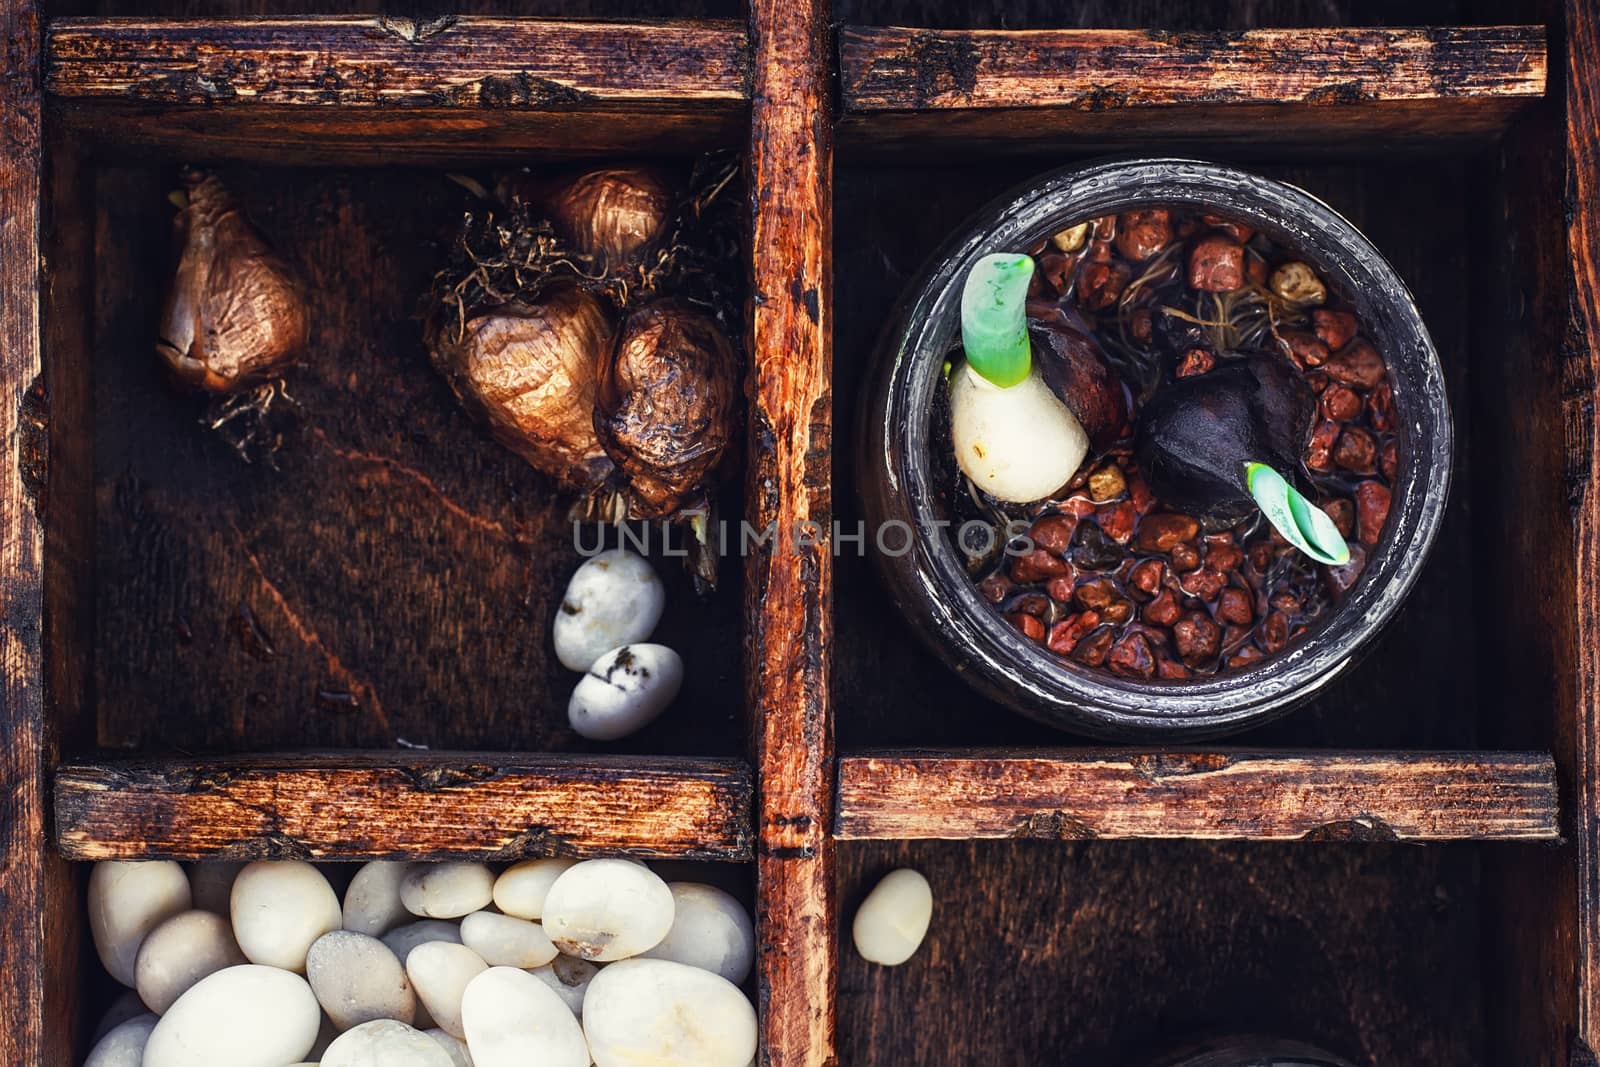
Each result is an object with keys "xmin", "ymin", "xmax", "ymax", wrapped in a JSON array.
[
  {"xmin": 143, "ymin": 965, "xmax": 320, "ymax": 1067},
  {"xmin": 852, "ymin": 868, "xmax": 932, "ymax": 966},
  {"xmin": 185, "ymin": 862, "xmax": 243, "ymax": 916},
  {"xmin": 460, "ymin": 911, "xmax": 559, "ymax": 968},
  {"xmin": 307, "ymin": 930, "xmax": 416, "ymax": 1030},
  {"xmin": 401, "ymin": 863, "xmax": 494, "ymax": 919},
  {"xmin": 135, "ymin": 909, "xmax": 247, "ymax": 1014},
  {"xmin": 322, "ymin": 1019, "xmax": 453, "ymax": 1066},
  {"xmin": 541, "ymin": 859, "xmax": 674, "ymax": 961},
  {"xmin": 461, "ymin": 967, "xmax": 590, "ymax": 1067},
  {"xmin": 91, "ymin": 990, "xmax": 149, "ymax": 1041},
  {"xmin": 88, "ymin": 861, "xmax": 192, "ymax": 987},
  {"xmin": 491, "ymin": 859, "xmax": 575, "ymax": 921},
  {"xmin": 230, "ymin": 861, "xmax": 341, "ymax": 973},
  {"xmin": 407, "ymin": 940, "xmax": 487, "ymax": 1039},
  {"xmin": 554, "ymin": 549, "xmax": 665, "ymax": 671},
  {"xmin": 343, "ymin": 861, "xmax": 414, "ymax": 936},
  {"xmin": 583, "ymin": 959, "xmax": 757, "ymax": 1067},
  {"xmin": 382, "ymin": 920, "xmax": 463, "ymax": 964},
  {"xmin": 84, "ymin": 1013, "xmax": 156, "ymax": 1067},
  {"xmin": 639, "ymin": 883, "xmax": 754, "ymax": 984},
  {"xmin": 568, "ymin": 644, "xmax": 683, "ymax": 741},
  {"xmin": 425, "ymin": 1028, "xmax": 475, "ymax": 1067},
  {"xmin": 526, "ymin": 956, "xmax": 600, "ymax": 1016}
]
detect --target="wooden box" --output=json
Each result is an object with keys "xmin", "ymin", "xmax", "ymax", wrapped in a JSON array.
[{"xmin": 1, "ymin": 0, "xmax": 1595, "ymax": 1063}]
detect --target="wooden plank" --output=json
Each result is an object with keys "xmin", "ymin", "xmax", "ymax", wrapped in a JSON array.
[
  {"xmin": 837, "ymin": 25, "xmax": 1546, "ymax": 152},
  {"xmin": 45, "ymin": 16, "xmax": 749, "ymax": 162},
  {"xmin": 746, "ymin": 0, "xmax": 836, "ymax": 1061},
  {"xmin": 835, "ymin": 751, "xmax": 1562, "ymax": 842},
  {"xmin": 55, "ymin": 754, "xmax": 755, "ymax": 862},
  {"xmin": 1566, "ymin": 0, "xmax": 1600, "ymax": 1056}
]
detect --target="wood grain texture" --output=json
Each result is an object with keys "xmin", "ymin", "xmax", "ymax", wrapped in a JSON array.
[
  {"xmin": 836, "ymin": 751, "xmax": 1561, "ymax": 842},
  {"xmin": 837, "ymin": 25, "xmax": 1546, "ymax": 153},
  {"xmin": 1565, "ymin": 0, "xmax": 1600, "ymax": 1056},
  {"xmin": 745, "ymin": 0, "xmax": 836, "ymax": 1061},
  {"xmin": 55, "ymin": 753, "xmax": 754, "ymax": 861},
  {"xmin": 46, "ymin": 16, "xmax": 748, "ymax": 162}
]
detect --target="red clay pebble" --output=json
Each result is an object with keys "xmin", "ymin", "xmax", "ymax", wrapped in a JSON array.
[
  {"xmin": 1356, "ymin": 481, "xmax": 1391, "ymax": 546},
  {"xmin": 1007, "ymin": 612, "xmax": 1045, "ymax": 642},
  {"xmin": 1047, "ymin": 612, "xmax": 1100, "ymax": 655},
  {"xmin": 1170, "ymin": 542, "xmax": 1202, "ymax": 572},
  {"xmin": 1135, "ymin": 513, "xmax": 1200, "ymax": 553},
  {"xmin": 1279, "ymin": 329, "xmax": 1329, "ymax": 369},
  {"xmin": 1011, "ymin": 548, "xmax": 1069, "ymax": 584},
  {"xmin": 1217, "ymin": 586, "xmax": 1254, "ymax": 625},
  {"xmin": 1179, "ymin": 567, "xmax": 1228, "ymax": 601},
  {"xmin": 1029, "ymin": 514, "xmax": 1079, "ymax": 555},
  {"xmin": 1173, "ymin": 611, "xmax": 1222, "ymax": 665},
  {"xmin": 1334, "ymin": 426, "xmax": 1377, "ymax": 473},
  {"xmin": 1369, "ymin": 380, "xmax": 1394, "ymax": 431},
  {"xmin": 1074, "ymin": 578, "xmax": 1119, "ymax": 611},
  {"xmin": 1037, "ymin": 252, "xmax": 1072, "ymax": 292},
  {"xmin": 1107, "ymin": 631, "xmax": 1157, "ymax": 679},
  {"xmin": 1115, "ymin": 209, "xmax": 1173, "ymax": 262},
  {"xmin": 1245, "ymin": 255, "xmax": 1269, "ymax": 287},
  {"xmin": 1312, "ymin": 309, "xmax": 1359, "ymax": 350},
  {"xmin": 1130, "ymin": 308, "xmax": 1154, "ymax": 343},
  {"xmin": 1188, "ymin": 234, "xmax": 1245, "ymax": 292},
  {"xmin": 1306, "ymin": 419, "xmax": 1340, "ymax": 472},
  {"xmin": 1324, "ymin": 339, "xmax": 1385, "ymax": 388},
  {"xmin": 1156, "ymin": 657, "xmax": 1192, "ymax": 680},
  {"xmin": 1045, "ymin": 574, "xmax": 1076, "ymax": 604},
  {"xmin": 1381, "ymin": 439, "xmax": 1399, "ymax": 482},
  {"xmin": 1176, "ymin": 348, "xmax": 1215, "ymax": 378},
  {"xmin": 1200, "ymin": 215, "xmax": 1254, "ymax": 243},
  {"xmin": 1097, "ymin": 500, "xmax": 1138, "ymax": 544},
  {"xmin": 1071, "ymin": 627, "xmax": 1115, "ymax": 667},
  {"xmin": 1127, "ymin": 473, "xmax": 1156, "ymax": 515},
  {"xmin": 1206, "ymin": 542, "xmax": 1244, "ymax": 573},
  {"xmin": 1247, "ymin": 541, "xmax": 1275, "ymax": 572},
  {"xmin": 1270, "ymin": 592, "xmax": 1301, "ymax": 614},
  {"xmin": 1102, "ymin": 598, "xmax": 1135, "ymax": 625},
  {"xmin": 977, "ymin": 573, "xmax": 1013, "ymax": 603},
  {"xmin": 1323, "ymin": 498, "xmax": 1356, "ymax": 539},
  {"xmin": 1078, "ymin": 260, "xmax": 1130, "ymax": 311},
  {"xmin": 1143, "ymin": 589, "xmax": 1183, "ymax": 627},
  {"xmin": 1005, "ymin": 592, "xmax": 1050, "ymax": 617},
  {"xmin": 1320, "ymin": 384, "xmax": 1362, "ymax": 421},
  {"xmin": 1260, "ymin": 611, "xmax": 1290, "ymax": 654},
  {"xmin": 1305, "ymin": 370, "xmax": 1329, "ymax": 394},
  {"xmin": 1229, "ymin": 644, "xmax": 1266, "ymax": 669},
  {"xmin": 1129, "ymin": 559, "xmax": 1165, "ymax": 598},
  {"xmin": 1325, "ymin": 543, "xmax": 1368, "ymax": 597}
]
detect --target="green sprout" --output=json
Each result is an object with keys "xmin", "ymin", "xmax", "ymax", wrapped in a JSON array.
[
  {"xmin": 960, "ymin": 253, "xmax": 1035, "ymax": 388},
  {"xmin": 1245, "ymin": 462, "xmax": 1351, "ymax": 566}
]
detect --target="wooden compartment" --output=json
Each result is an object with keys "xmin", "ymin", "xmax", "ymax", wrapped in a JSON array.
[{"xmin": 5, "ymin": 0, "xmax": 1599, "ymax": 1063}]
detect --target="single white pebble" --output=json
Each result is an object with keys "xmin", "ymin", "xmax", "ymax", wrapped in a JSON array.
[
  {"xmin": 307, "ymin": 930, "xmax": 416, "ymax": 1030},
  {"xmin": 491, "ymin": 858, "xmax": 575, "ymax": 921},
  {"xmin": 461, "ymin": 967, "xmax": 589, "ymax": 1067},
  {"xmin": 230, "ymin": 861, "xmax": 341, "ymax": 973},
  {"xmin": 142, "ymin": 965, "xmax": 320, "ymax": 1067},
  {"xmin": 541, "ymin": 859, "xmax": 674, "ymax": 961},
  {"xmin": 460, "ymin": 910, "xmax": 559, "ymax": 968},
  {"xmin": 407, "ymin": 940, "xmax": 487, "ymax": 1039},
  {"xmin": 852, "ymin": 869, "xmax": 933, "ymax": 966},
  {"xmin": 568, "ymin": 644, "xmax": 683, "ymax": 741},
  {"xmin": 425, "ymin": 1028, "xmax": 475, "ymax": 1067},
  {"xmin": 639, "ymin": 883, "xmax": 755, "ymax": 984},
  {"xmin": 382, "ymin": 920, "xmax": 463, "ymax": 964},
  {"xmin": 553, "ymin": 548, "xmax": 666, "ymax": 671},
  {"xmin": 583, "ymin": 959, "xmax": 757, "ymax": 1067},
  {"xmin": 526, "ymin": 955, "xmax": 600, "ymax": 1016},
  {"xmin": 343, "ymin": 861, "xmax": 414, "ymax": 936},
  {"xmin": 135, "ymin": 909, "xmax": 247, "ymax": 1014},
  {"xmin": 321, "ymin": 1019, "xmax": 453, "ymax": 1067},
  {"xmin": 88, "ymin": 861, "xmax": 192, "ymax": 987},
  {"xmin": 185, "ymin": 861, "xmax": 243, "ymax": 916},
  {"xmin": 91, "ymin": 989, "xmax": 149, "ymax": 1041},
  {"xmin": 84, "ymin": 1013, "xmax": 156, "ymax": 1067},
  {"xmin": 401, "ymin": 862, "xmax": 494, "ymax": 919}
]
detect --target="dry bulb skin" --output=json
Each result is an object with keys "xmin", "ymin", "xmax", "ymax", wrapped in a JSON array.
[
  {"xmin": 542, "ymin": 166, "xmax": 674, "ymax": 266},
  {"xmin": 157, "ymin": 169, "xmax": 310, "ymax": 461}
]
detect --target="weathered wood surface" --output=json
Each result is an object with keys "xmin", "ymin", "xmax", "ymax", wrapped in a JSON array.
[
  {"xmin": 47, "ymin": 16, "xmax": 749, "ymax": 106},
  {"xmin": 1564, "ymin": 0, "xmax": 1600, "ymax": 1057},
  {"xmin": 837, "ymin": 25, "xmax": 1546, "ymax": 152},
  {"xmin": 837, "ymin": 840, "xmax": 1487, "ymax": 1064},
  {"xmin": 56, "ymin": 753, "xmax": 755, "ymax": 861},
  {"xmin": 45, "ymin": 16, "xmax": 748, "ymax": 162},
  {"xmin": 836, "ymin": 751, "xmax": 1562, "ymax": 842},
  {"xmin": 88, "ymin": 166, "xmax": 745, "ymax": 755},
  {"xmin": 746, "ymin": 0, "xmax": 836, "ymax": 1061}
]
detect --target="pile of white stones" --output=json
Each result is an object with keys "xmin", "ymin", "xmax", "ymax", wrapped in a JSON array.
[{"xmin": 85, "ymin": 857, "xmax": 757, "ymax": 1067}]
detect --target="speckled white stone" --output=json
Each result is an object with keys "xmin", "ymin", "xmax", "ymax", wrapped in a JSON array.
[
  {"xmin": 406, "ymin": 940, "xmax": 487, "ymax": 1039},
  {"xmin": 135, "ymin": 909, "xmax": 247, "ymax": 1014},
  {"xmin": 342, "ymin": 861, "xmax": 414, "ymax": 937},
  {"xmin": 553, "ymin": 549, "xmax": 665, "ymax": 671},
  {"xmin": 582, "ymin": 959, "xmax": 757, "ymax": 1067},
  {"xmin": 638, "ymin": 883, "xmax": 754, "ymax": 984},
  {"xmin": 567, "ymin": 644, "xmax": 683, "ymax": 741},
  {"xmin": 321, "ymin": 1019, "xmax": 453, "ymax": 1067},
  {"xmin": 541, "ymin": 859, "xmax": 674, "ymax": 961},
  {"xmin": 83, "ymin": 1014, "xmax": 157, "ymax": 1067},
  {"xmin": 460, "ymin": 966, "xmax": 589, "ymax": 1067},
  {"xmin": 851, "ymin": 868, "xmax": 932, "ymax": 966},
  {"xmin": 460, "ymin": 911, "xmax": 559, "ymax": 968},
  {"xmin": 491, "ymin": 859, "xmax": 575, "ymax": 921},
  {"xmin": 142, "ymin": 965, "xmax": 320, "ymax": 1067},
  {"xmin": 401, "ymin": 863, "xmax": 494, "ymax": 920},
  {"xmin": 230, "ymin": 861, "xmax": 341, "ymax": 973},
  {"xmin": 526, "ymin": 955, "xmax": 599, "ymax": 1016},
  {"xmin": 306, "ymin": 930, "xmax": 416, "ymax": 1030},
  {"xmin": 88, "ymin": 861, "xmax": 192, "ymax": 987}
]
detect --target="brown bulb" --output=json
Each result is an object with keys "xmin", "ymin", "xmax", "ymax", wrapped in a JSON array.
[
  {"xmin": 595, "ymin": 300, "xmax": 737, "ymax": 518},
  {"xmin": 429, "ymin": 284, "xmax": 616, "ymax": 492},
  {"xmin": 544, "ymin": 167, "xmax": 673, "ymax": 266},
  {"xmin": 157, "ymin": 172, "xmax": 309, "ymax": 394}
]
